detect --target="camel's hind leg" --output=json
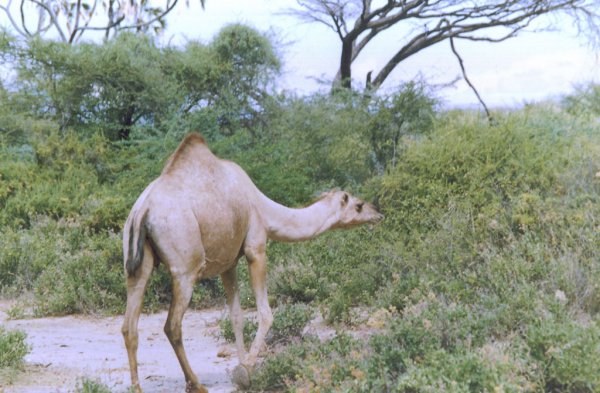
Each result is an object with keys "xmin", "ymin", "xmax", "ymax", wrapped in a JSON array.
[
  {"xmin": 221, "ymin": 265, "xmax": 246, "ymax": 360},
  {"xmin": 122, "ymin": 242, "xmax": 154, "ymax": 393},
  {"xmin": 164, "ymin": 272, "xmax": 207, "ymax": 393}
]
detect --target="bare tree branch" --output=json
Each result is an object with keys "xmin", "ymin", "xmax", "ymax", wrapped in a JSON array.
[
  {"xmin": 69, "ymin": 0, "xmax": 83, "ymax": 42},
  {"xmin": 449, "ymin": 35, "xmax": 494, "ymax": 124},
  {"xmin": 0, "ymin": 0, "xmax": 29, "ymax": 38},
  {"xmin": 20, "ymin": 0, "xmax": 33, "ymax": 37},
  {"xmin": 27, "ymin": 0, "xmax": 68, "ymax": 41},
  {"xmin": 1, "ymin": 0, "xmax": 205, "ymax": 44},
  {"xmin": 72, "ymin": 0, "xmax": 179, "ymax": 37}
]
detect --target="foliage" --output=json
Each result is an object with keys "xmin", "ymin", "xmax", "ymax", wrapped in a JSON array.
[
  {"xmin": 265, "ymin": 83, "xmax": 436, "ymax": 188},
  {"xmin": 250, "ymin": 337, "xmax": 312, "ymax": 391},
  {"xmin": 563, "ymin": 83, "xmax": 600, "ymax": 116},
  {"xmin": 3, "ymin": 25, "xmax": 279, "ymax": 140},
  {"xmin": 526, "ymin": 317, "xmax": 600, "ymax": 392},
  {"xmin": 0, "ymin": 326, "xmax": 29, "ymax": 368},
  {"xmin": 251, "ymin": 101, "xmax": 600, "ymax": 389},
  {"xmin": 219, "ymin": 315, "xmax": 258, "ymax": 344},
  {"xmin": 269, "ymin": 303, "xmax": 314, "ymax": 344},
  {"xmin": 219, "ymin": 303, "xmax": 313, "ymax": 345},
  {"xmin": 75, "ymin": 377, "xmax": 113, "ymax": 393},
  {"xmin": 252, "ymin": 303, "xmax": 600, "ymax": 392}
]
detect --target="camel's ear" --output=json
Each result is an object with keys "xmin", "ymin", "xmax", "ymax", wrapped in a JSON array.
[{"xmin": 341, "ymin": 193, "xmax": 349, "ymax": 206}]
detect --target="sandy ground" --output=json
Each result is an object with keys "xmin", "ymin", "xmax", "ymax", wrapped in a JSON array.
[{"xmin": 0, "ymin": 302, "xmax": 239, "ymax": 393}]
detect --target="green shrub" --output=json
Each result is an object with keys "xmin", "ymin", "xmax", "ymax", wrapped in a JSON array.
[
  {"xmin": 0, "ymin": 326, "xmax": 29, "ymax": 368},
  {"xmin": 269, "ymin": 228, "xmax": 391, "ymax": 324},
  {"xmin": 75, "ymin": 378, "xmax": 113, "ymax": 393},
  {"xmin": 219, "ymin": 303, "xmax": 313, "ymax": 345},
  {"xmin": 526, "ymin": 318, "xmax": 600, "ymax": 392},
  {"xmin": 31, "ymin": 225, "xmax": 125, "ymax": 315},
  {"xmin": 268, "ymin": 303, "xmax": 313, "ymax": 344},
  {"xmin": 250, "ymin": 338, "xmax": 312, "ymax": 391},
  {"xmin": 219, "ymin": 316, "xmax": 258, "ymax": 344},
  {"xmin": 563, "ymin": 83, "xmax": 600, "ymax": 117},
  {"xmin": 249, "ymin": 103, "xmax": 600, "ymax": 391}
]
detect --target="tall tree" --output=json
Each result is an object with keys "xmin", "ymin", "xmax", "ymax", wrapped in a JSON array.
[
  {"xmin": 7, "ymin": 24, "xmax": 280, "ymax": 140},
  {"xmin": 0, "ymin": 0, "xmax": 204, "ymax": 44},
  {"xmin": 290, "ymin": 0, "xmax": 600, "ymax": 91}
]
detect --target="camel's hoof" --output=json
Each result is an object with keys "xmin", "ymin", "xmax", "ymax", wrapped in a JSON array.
[
  {"xmin": 185, "ymin": 381, "xmax": 208, "ymax": 393},
  {"xmin": 232, "ymin": 364, "xmax": 251, "ymax": 388}
]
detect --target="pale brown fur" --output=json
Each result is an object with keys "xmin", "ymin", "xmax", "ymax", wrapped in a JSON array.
[{"xmin": 121, "ymin": 133, "xmax": 383, "ymax": 392}]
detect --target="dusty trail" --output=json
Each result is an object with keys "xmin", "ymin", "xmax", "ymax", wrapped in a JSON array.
[{"xmin": 0, "ymin": 303, "xmax": 238, "ymax": 393}]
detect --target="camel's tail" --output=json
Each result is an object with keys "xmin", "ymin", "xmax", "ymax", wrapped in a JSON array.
[{"xmin": 124, "ymin": 208, "xmax": 149, "ymax": 276}]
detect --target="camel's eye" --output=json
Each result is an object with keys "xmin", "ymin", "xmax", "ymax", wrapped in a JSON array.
[{"xmin": 356, "ymin": 203, "xmax": 364, "ymax": 213}]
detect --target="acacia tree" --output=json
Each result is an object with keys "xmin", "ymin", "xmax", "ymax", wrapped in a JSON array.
[
  {"xmin": 0, "ymin": 0, "xmax": 204, "ymax": 43},
  {"xmin": 7, "ymin": 24, "xmax": 279, "ymax": 140},
  {"xmin": 291, "ymin": 0, "xmax": 600, "ymax": 91}
]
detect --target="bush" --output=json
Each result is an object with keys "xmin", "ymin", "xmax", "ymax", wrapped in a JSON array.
[
  {"xmin": 32, "ymin": 226, "xmax": 125, "ymax": 315},
  {"xmin": 268, "ymin": 227, "xmax": 392, "ymax": 324},
  {"xmin": 75, "ymin": 378, "xmax": 113, "ymax": 393},
  {"xmin": 250, "ymin": 338, "xmax": 312, "ymax": 391},
  {"xmin": 249, "ymin": 103, "xmax": 600, "ymax": 391},
  {"xmin": 219, "ymin": 303, "xmax": 314, "ymax": 345},
  {"xmin": 526, "ymin": 317, "xmax": 600, "ymax": 392},
  {"xmin": 0, "ymin": 326, "xmax": 29, "ymax": 368},
  {"xmin": 268, "ymin": 303, "xmax": 313, "ymax": 344},
  {"xmin": 219, "ymin": 316, "xmax": 258, "ymax": 344}
]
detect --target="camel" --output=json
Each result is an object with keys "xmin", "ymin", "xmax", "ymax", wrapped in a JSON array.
[{"xmin": 121, "ymin": 132, "xmax": 383, "ymax": 393}]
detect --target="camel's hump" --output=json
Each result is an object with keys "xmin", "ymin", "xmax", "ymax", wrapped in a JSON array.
[
  {"xmin": 181, "ymin": 132, "xmax": 206, "ymax": 146},
  {"xmin": 162, "ymin": 132, "xmax": 213, "ymax": 174}
]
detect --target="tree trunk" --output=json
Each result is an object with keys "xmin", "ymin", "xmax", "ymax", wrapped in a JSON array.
[{"xmin": 339, "ymin": 39, "xmax": 353, "ymax": 89}]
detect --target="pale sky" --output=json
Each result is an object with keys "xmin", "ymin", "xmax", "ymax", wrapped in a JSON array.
[{"xmin": 162, "ymin": 0, "xmax": 599, "ymax": 108}]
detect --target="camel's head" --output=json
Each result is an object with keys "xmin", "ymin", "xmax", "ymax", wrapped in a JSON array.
[{"xmin": 329, "ymin": 190, "xmax": 384, "ymax": 229}]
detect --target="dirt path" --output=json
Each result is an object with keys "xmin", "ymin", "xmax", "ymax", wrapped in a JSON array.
[{"xmin": 0, "ymin": 303, "xmax": 238, "ymax": 393}]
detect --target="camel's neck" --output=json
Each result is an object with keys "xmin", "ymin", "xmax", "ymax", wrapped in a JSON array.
[{"xmin": 256, "ymin": 194, "xmax": 338, "ymax": 242}]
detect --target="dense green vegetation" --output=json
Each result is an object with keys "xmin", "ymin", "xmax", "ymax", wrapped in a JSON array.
[
  {"xmin": 0, "ymin": 326, "xmax": 28, "ymax": 368},
  {"xmin": 1, "ymin": 25, "xmax": 599, "ymax": 391}
]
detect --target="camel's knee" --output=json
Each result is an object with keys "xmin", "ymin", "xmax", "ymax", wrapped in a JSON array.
[
  {"xmin": 122, "ymin": 323, "xmax": 138, "ymax": 347},
  {"xmin": 121, "ymin": 320, "xmax": 130, "ymax": 336},
  {"xmin": 259, "ymin": 308, "xmax": 273, "ymax": 330}
]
